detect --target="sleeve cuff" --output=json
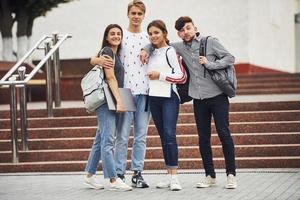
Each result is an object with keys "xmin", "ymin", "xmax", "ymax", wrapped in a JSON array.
[
  {"xmin": 159, "ymin": 73, "xmax": 166, "ymax": 81},
  {"xmin": 205, "ymin": 62, "xmax": 214, "ymax": 70}
]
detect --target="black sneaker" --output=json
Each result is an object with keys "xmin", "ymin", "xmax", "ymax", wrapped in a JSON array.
[
  {"xmin": 117, "ymin": 174, "xmax": 126, "ymax": 183},
  {"xmin": 131, "ymin": 171, "xmax": 149, "ymax": 188}
]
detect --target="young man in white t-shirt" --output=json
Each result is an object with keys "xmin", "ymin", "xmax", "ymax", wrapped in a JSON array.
[
  {"xmin": 114, "ymin": 0, "xmax": 150, "ymax": 188},
  {"xmin": 98, "ymin": 0, "xmax": 150, "ymax": 188}
]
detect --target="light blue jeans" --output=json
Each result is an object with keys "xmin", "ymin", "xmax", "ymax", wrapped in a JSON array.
[
  {"xmin": 114, "ymin": 94, "xmax": 151, "ymax": 174},
  {"xmin": 85, "ymin": 103, "xmax": 122, "ymax": 179}
]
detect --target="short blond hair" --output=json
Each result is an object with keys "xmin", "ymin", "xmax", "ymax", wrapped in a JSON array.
[{"xmin": 127, "ymin": 0, "xmax": 146, "ymax": 14}]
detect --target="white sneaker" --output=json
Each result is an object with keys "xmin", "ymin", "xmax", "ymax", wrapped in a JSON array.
[
  {"xmin": 84, "ymin": 175, "xmax": 104, "ymax": 189},
  {"xmin": 196, "ymin": 175, "xmax": 216, "ymax": 188},
  {"xmin": 109, "ymin": 178, "xmax": 132, "ymax": 191},
  {"xmin": 170, "ymin": 175, "xmax": 182, "ymax": 191},
  {"xmin": 156, "ymin": 174, "xmax": 171, "ymax": 188},
  {"xmin": 225, "ymin": 174, "xmax": 237, "ymax": 189}
]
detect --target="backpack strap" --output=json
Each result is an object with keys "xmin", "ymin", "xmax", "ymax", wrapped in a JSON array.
[
  {"xmin": 199, "ymin": 36, "xmax": 211, "ymax": 77},
  {"xmin": 165, "ymin": 47, "xmax": 174, "ymax": 73}
]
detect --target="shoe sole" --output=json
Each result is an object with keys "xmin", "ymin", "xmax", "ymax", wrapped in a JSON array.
[
  {"xmin": 196, "ymin": 183, "xmax": 216, "ymax": 188},
  {"xmin": 84, "ymin": 182, "xmax": 104, "ymax": 190},
  {"xmin": 132, "ymin": 183, "xmax": 149, "ymax": 188},
  {"xmin": 225, "ymin": 185, "xmax": 237, "ymax": 189},
  {"xmin": 109, "ymin": 187, "xmax": 133, "ymax": 191},
  {"xmin": 156, "ymin": 186, "xmax": 170, "ymax": 189},
  {"xmin": 170, "ymin": 188, "xmax": 182, "ymax": 191}
]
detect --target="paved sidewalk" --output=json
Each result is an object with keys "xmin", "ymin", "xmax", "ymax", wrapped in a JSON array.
[{"xmin": 0, "ymin": 169, "xmax": 299, "ymax": 200}]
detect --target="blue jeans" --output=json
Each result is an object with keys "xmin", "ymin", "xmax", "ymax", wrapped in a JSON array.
[
  {"xmin": 114, "ymin": 94, "xmax": 151, "ymax": 174},
  {"xmin": 193, "ymin": 94, "xmax": 236, "ymax": 177},
  {"xmin": 149, "ymin": 91, "xmax": 179, "ymax": 168},
  {"xmin": 85, "ymin": 103, "xmax": 122, "ymax": 179}
]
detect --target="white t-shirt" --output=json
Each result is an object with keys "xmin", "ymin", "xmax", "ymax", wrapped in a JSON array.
[{"xmin": 119, "ymin": 29, "xmax": 150, "ymax": 95}]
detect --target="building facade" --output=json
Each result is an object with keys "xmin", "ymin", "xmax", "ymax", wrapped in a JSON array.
[{"xmin": 1, "ymin": 0, "xmax": 300, "ymax": 72}]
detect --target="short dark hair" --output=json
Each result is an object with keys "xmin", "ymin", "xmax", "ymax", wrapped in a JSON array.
[{"xmin": 175, "ymin": 16, "xmax": 194, "ymax": 31}]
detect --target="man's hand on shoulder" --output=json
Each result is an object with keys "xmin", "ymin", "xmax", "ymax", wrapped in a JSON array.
[
  {"xmin": 91, "ymin": 55, "xmax": 114, "ymax": 69},
  {"xmin": 100, "ymin": 55, "xmax": 114, "ymax": 68},
  {"xmin": 140, "ymin": 49, "xmax": 149, "ymax": 64}
]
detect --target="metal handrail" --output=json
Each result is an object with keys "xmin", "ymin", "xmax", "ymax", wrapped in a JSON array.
[
  {"xmin": 0, "ymin": 32, "xmax": 71, "ymax": 163},
  {"xmin": 0, "ymin": 35, "xmax": 50, "ymax": 83},
  {"xmin": 0, "ymin": 34, "xmax": 71, "ymax": 85}
]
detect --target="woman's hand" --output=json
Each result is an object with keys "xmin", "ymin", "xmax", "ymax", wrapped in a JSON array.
[
  {"xmin": 116, "ymin": 101, "xmax": 125, "ymax": 113},
  {"xmin": 147, "ymin": 71, "xmax": 160, "ymax": 80}
]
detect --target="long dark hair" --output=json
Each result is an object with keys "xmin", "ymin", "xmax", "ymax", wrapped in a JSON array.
[
  {"xmin": 147, "ymin": 20, "xmax": 170, "ymax": 48},
  {"xmin": 101, "ymin": 24, "xmax": 123, "ymax": 53}
]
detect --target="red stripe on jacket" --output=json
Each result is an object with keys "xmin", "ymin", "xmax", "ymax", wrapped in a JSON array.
[{"xmin": 165, "ymin": 54, "xmax": 187, "ymax": 84}]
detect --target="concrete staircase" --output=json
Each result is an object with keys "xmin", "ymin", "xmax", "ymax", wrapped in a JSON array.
[
  {"xmin": 0, "ymin": 74, "xmax": 300, "ymax": 172},
  {"xmin": 237, "ymin": 73, "xmax": 300, "ymax": 94}
]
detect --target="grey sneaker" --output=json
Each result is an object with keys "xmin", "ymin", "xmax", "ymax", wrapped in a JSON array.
[
  {"xmin": 196, "ymin": 175, "xmax": 216, "ymax": 188},
  {"xmin": 156, "ymin": 175, "xmax": 171, "ymax": 188},
  {"xmin": 225, "ymin": 174, "xmax": 237, "ymax": 189},
  {"xmin": 109, "ymin": 178, "xmax": 132, "ymax": 191},
  {"xmin": 170, "ymin": 175, "xmax": 182, "ymax": 191},
  {"xmin": 84, "ymin": 175, "xmax": 104, "ymax": 189}
]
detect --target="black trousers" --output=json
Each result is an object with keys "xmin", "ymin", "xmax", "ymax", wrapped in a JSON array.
[{"xmin": 193, "ymin": 94, "xmax": 236, "ymax": 177}]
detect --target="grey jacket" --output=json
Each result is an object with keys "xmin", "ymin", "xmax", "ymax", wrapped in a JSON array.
[{"xmin": 171, "ymin": 34, "xmax": 235, "ymax": 100}]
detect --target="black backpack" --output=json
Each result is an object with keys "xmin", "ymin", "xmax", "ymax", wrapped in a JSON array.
[{"xmin": 200, "ymin": 36, "xmax": 237, "ymax": 98}]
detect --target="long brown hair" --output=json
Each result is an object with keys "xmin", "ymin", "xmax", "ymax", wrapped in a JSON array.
[
  {"xmin": 147, "ymin": 20, "xmax": 170, "ymax": 47},
  {"xmin": 101, "ymin": 24, "xmax": 123, "ymax": 53}
]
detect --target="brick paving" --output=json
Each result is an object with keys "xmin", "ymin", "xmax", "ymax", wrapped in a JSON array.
[{"xmin": 0, "ymin": 169, "xmax": 299, "ymax": 200}]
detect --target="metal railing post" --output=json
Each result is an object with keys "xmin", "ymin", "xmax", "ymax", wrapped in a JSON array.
[
  {"xmin": 52, "ymin": 31, "xmax": 61, "ymax": 107},
  {"xmin": 18, "ymin": 66, "xmax": 29, "ymax": 151},
  {"xmin": 9, "ymin": 76, "xmax": 19, "ymax": 163},
  {"xmin": 45, "ymin": 41, "xmax": 53, "ymax": 117},
  {"xmin": 0, "ymin": 33, "xmax": 71, "ymax": 163}
]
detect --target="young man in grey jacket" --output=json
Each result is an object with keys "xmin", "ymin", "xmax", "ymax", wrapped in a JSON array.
[{"xmin": 141, "ymin": 16, "xmax": 237, "ymax": 189}]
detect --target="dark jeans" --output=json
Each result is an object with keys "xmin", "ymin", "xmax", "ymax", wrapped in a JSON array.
[
  {"xmin": 149, "ymin": 91, "xmax": 179, "ymax": 168},
  {"xmin": 193, "ymin": 94, "xmax": 236, "ymax": 177}
]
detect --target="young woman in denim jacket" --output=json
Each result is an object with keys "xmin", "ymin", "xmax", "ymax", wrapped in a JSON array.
[
  {"xmin": 146, "ymin": 20, "xmax": 186, "ymax": 191},
  {"xmin": 83, "ymin": 24, "xmax": 132, "ymax": 191}
]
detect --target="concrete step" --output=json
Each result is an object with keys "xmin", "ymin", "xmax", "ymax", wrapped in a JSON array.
[
  {"xmin": 1, "ymin": 110, "xmax": 300, "ymax": 129},
  {"xmin": 237, "ymin": 82, "xmax": 300, "ymax": 89},
  {"xmin": 0, "ymin": 156, "xmax": 299, "ymax": 173},
  {"xmin": 238, "ymin": 88, "xmax": 300, "ymax": 95},
  {"xmin": 237, "ymin": 78, "xmax": 300, "ymax": 84},
  {"xmin": 1, "ymin": 144, "xmax": 299, "ymax": 163},
  {"xmin": 1, "ymin": 101, "xmax": 300, "ymax": 118},
  {"xmin": 237, "ymin": 73, "xmax": 300, "ymax": 77},
  {"xmin": 1, "ymin": 131, "xmax": 299, "ymax": 151},
  {"xmin": 237, "ymin": 73, "xmax": 300, "ymax": 80},
  {"xmin": 1, "ymin": 121, "xmax": 300, "ymax": 143}
]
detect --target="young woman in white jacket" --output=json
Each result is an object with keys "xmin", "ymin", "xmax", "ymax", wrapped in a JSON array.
[{"xmin": 146, "ymin": 20, "xmax": 186, "ymax": 191}]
